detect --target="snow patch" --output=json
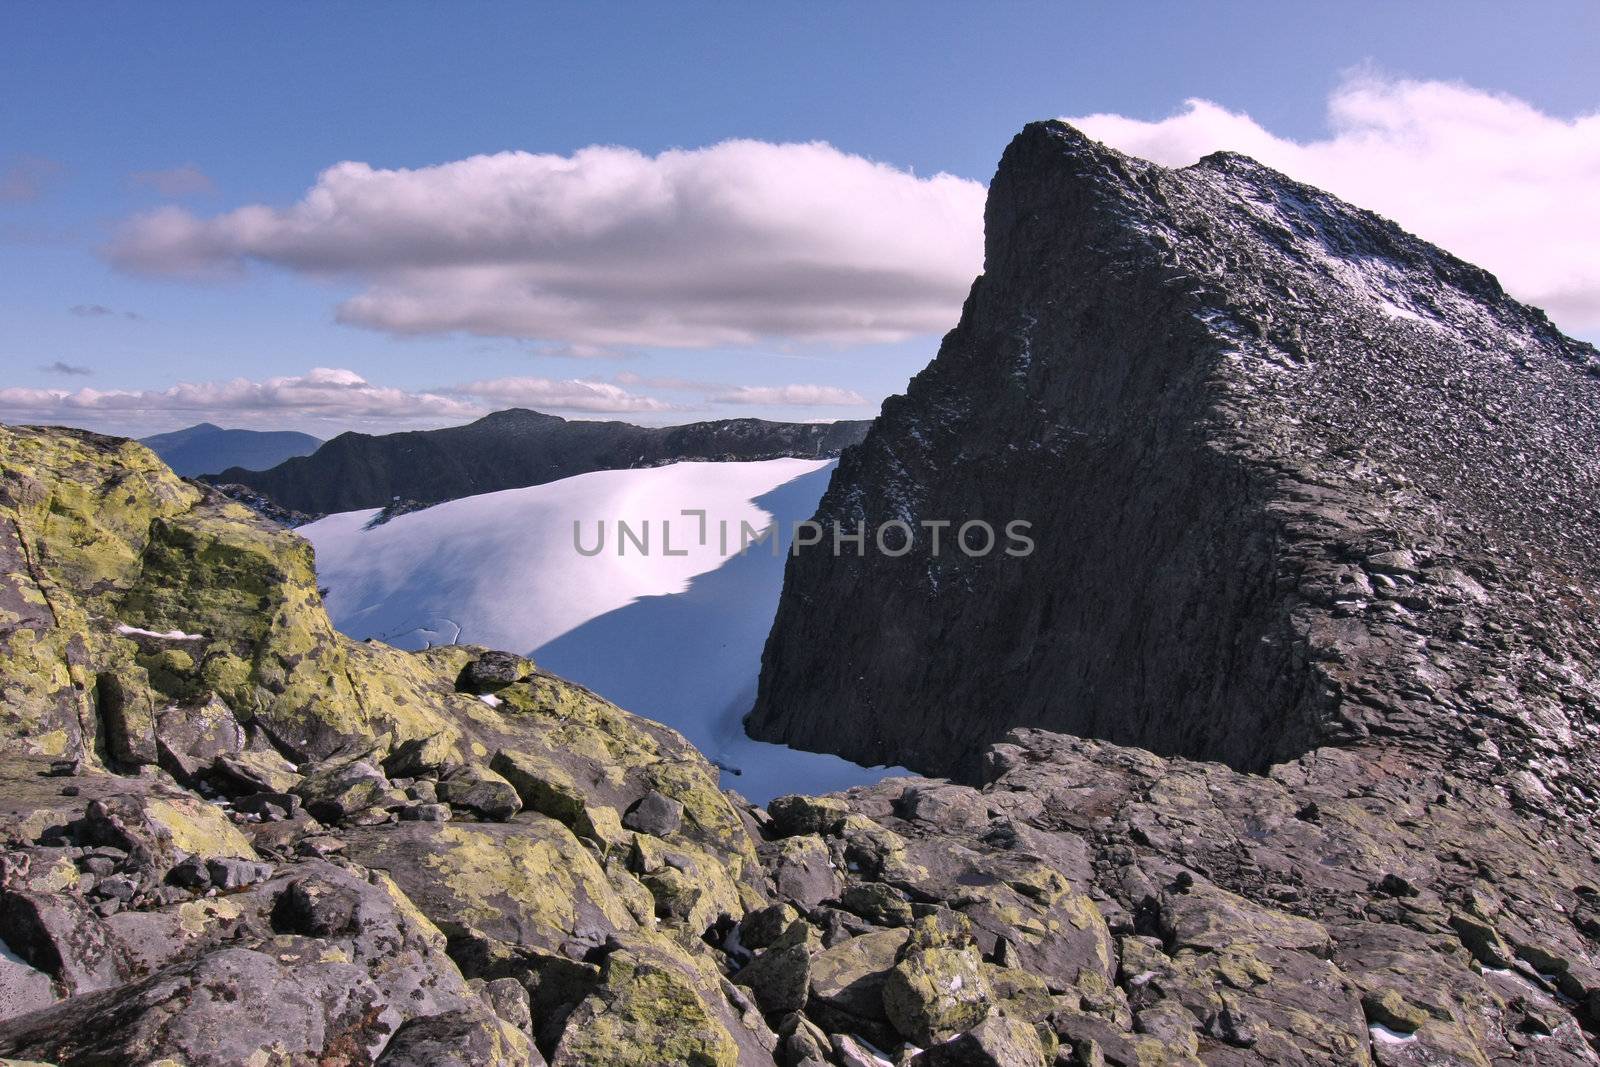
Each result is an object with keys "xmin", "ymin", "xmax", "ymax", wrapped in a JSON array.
[
  {"xmin": 116, "ymin": 623, "xmax": 204, "ymax": 641},
  {"xmin": 477, "ymin": 694, "xmax": 502, "ymax": 707},
  {"xmin": 1368, "ymin": 1024, "xmax": 1418, "ymax": 1045},
  {"xmin": 303, "ymin": 459, "xmax": 907, "ymax": 803}
]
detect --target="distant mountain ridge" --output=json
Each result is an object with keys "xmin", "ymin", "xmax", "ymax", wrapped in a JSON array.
[
  {"xmin": 210, "ymin": 408, "xmax": 873, "ymax": 515},
  {"xmin": 139, "ymin": 422, "xmax": 321, "ymax": 477}
]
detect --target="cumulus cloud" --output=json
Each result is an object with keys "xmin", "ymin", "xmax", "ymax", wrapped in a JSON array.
[
  {"xmin": 710, "ymin": 384, "xmax": 867, "ymax": 406},
  {"xmin": 105, "ymin": 140, "xmax": 986, "ymax": 348},
  {"xmin": 610, "ymin": 372, "xmax": 868, "ymax": 406},
  {"xmin": 39, "ymin": 361, "xmax": 92, "ymax": 377},
  {"xmin": 130, "ymin": 164, "xmax": 216, "ymax": 198},
  {"xmin": 1068, "ymin": 74, "xmax": 1600, "ymax": 332},
  {"xmin": 0, "ymin": 156, "xmax": 65, "ymax": 202},
  {"xmin": 449, "ymin": 376, "xmax": 671, "ymax": 413},
  {"xmin": 0, "ymin": 368, "xmax": 679, "ymax": 434},
  {"xmin": 0, "ymin": 368, "xmax": 479, "ymax": 424}
]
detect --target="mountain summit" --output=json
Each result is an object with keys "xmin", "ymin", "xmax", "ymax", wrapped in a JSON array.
[
  {"xmin": 139, "ymin": 422, "xmax": 321, "ymax": 477},
  {"xmin": 751, "ymin": 121, "xmax": 1600, "ymax": 788}
]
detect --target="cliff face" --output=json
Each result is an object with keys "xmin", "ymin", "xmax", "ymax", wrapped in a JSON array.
[
  {"xmin": 213, "ymin": 409, "xmax": 872, "ymax": 517},
  {"xmin": 749, "ymin": 121, "xmax": 1600, "ymax": 785}
]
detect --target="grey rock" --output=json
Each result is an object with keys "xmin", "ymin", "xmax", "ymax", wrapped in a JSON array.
[
  {"xmin": 206, "ymin": 857, "xmax": 274, "ymax": 889},
  {"xmin": 0, "ymin": 946, "xmax": 389, "ymax": 1065},
  {"xmin": 437, "ymin": 763, "xmax": 522, "ymax": 822},
  {"xmin": 910, "ymin": 1015, "xmax": 1050, "ymax": 1067},
  {"xmin": 399, "ymin": 801, "xmax": 452, "ymax": 822},
  {"xmin": 461, "ymin": 650, "xmax": 525, "ymax": 694},
  {"xmin": 0, "ymin": 888, "xmax": 131, "ymax": 995},
  {"xmin": 621, "ymin": 790, "xmax": 684, "ymax": 837},
  {"xmin": 377, "ymin": 1002, "xmax": 538, "ymax": 1066},
  {"xmin": 762, "ymin": 835, "xmax": 842, "ymax": 909},
  {"xmin": 293, "ymin": 758, "xmax": 399, "ymax": 822}
]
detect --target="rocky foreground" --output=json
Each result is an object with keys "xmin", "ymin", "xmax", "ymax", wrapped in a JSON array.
[{"xmin": 3, "ymin": 417, "xmax": 1600, "ymax": 1062}]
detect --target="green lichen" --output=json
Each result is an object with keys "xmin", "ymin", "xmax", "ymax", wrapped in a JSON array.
[{"xmin": 552, "ymin": 949, "xmax": 739, "ymax": 1067}]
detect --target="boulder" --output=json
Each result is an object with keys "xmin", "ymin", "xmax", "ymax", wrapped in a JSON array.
[
  {"xmin": 884, "ymin": 923, "xmax": 994, "ymax": 1046},
  {"xmin": 550, "ymin": 948, "xmax": 740, "ymax": 1067},
  {"xmin": 79, "ymin": 793, "xmax": 257, "ymax": 877},
  {"xmin": 340, "ymin": 820, "xmax": 638, "ymax": 952},
  {"xmin": 460, "ymin": 650, "xmax": 525, "ymax": 694},
  {"xmin": 910, "ymin": 1016, "xmax": 1050, "ymax": 1067},
  {"xmin": 377, "ymin": 1002, "xmax": 539, "ymax": 1066},
  {"xmin": 807, "ymin": 928, "xmax": 908, "ymax": 1048},
  {"xmin": 0, "ymin": 947, "xmax": 389, "ymax": 1065},
  {"xmin": 622, "ymin": 790, "xmax": 684, "ymax": 838},
  {"xmin": 763, "ymin": 835, "xmax": 841, "ymax": 908},
  {"xmin": 293, "ymin": 758, "xmax": 401, "ymax": 822},
  {"xmin": 767, "ymin": 795, "xmax": 849, "ymax": 837},
  {"xmin": 733, "ymin": 921, "xmax": 818, "ymax": 1016},
  {"xmin": 0, "ymin": 889, "xmax": 129, "ymax": 995},
  {"xmin": 438, "ymin": 763, "xmax": 522, "ymax": 822}
]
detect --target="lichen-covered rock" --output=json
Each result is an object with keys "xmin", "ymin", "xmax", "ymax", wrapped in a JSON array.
[
  {"xmin": 806, "ymin": 928, "xmax": 909, "ymax": 1048},
  {"xmin": 151, "ymin": 695, "xmax": 245, "ymax": 783},
  {"xmin": 459, "ymin": 650, "xmax": 526, "ymax": 694},
  {"xmin": 883, "ymin": 919, "xmax": 994, "ymax": 1046},
  {"xmin": 438, "ymin": 762, "xmax": 523, "ymax": 821},
  {"xmin": 550, "ymin": 946, "xmax": 740, "ymax": 1067},
  {"xmin": 342, "ymin": 819, "xmax": 639, "ymax": 951},
  {"xmin": 213, "ymin": 747, "xmax": 301, "ymax": 794},
  {"xmin": 0, "ymin": 946, "xmax": 391, "ymax": 1064},
  {"xmin": 79, "ymin": 793, "xmax": 257, "ymax": 877},
  {"xmin": 0, "ymin": 889, "xmax": 130, "ymax": 997},
  {"xmin": 294, "ymin": 757, "xmax": 402, "ymax": 822},
  {"xmin": 733, "ymin": 920, "xmax": 818, "ymax": 1017},
  {"xmin": 762, "ymin": 834, "xmax": 840, "ymax": 908},
  {"xmin": 377, "ymin": 1001, "xmax": 539, "ymax": 1066},
  {"xmin": 911, "ymin": 1015, "xmax": 1050, "ymax": 1067},
  {"xmin": 623, "ymin": 789, "xmax": 685, "ymax": 838},
  {"xmin": 766, "ymin": 795, "xmax": 850, "ymax": 837}
]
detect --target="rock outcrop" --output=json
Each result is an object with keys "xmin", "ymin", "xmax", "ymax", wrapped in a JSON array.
[
  {"xmin": 213, "ymin": 408, "xmax": 872, "ymax": 518},
  {"xmin": 749, "ymin": 121, "xmax": 1600, "ymax": 790}
]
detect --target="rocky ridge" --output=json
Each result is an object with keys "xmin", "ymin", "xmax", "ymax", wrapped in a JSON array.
[
  {"xmin": 749, "ymin": 121, "xmax": 1600, "ymax": 801},
  {"xmin": 213, "ymin": 409, "xmax": 872, "ymax": 519}
]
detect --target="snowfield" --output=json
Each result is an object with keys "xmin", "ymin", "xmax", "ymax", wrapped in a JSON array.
[{"xmin": 301, "ymin": 459, "xmax": 906, "ymax": 801}]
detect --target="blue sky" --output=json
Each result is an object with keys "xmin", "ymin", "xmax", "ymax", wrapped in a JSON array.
[{"xmin": 3, "ymin": 3, "xmax": 1597, "ymax": 436}]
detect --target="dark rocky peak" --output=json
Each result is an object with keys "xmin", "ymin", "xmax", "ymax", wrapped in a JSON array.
[{"xmin": 750, "ymin": 122, "xmax": 1600, "ymax": 802}]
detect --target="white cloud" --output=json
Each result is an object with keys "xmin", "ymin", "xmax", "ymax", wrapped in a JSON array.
[
  {"xmin": 449, "ymin": 376, "xmax": 672, "ymax": 413},
  {"xmin": 711, "ymin": 384, "xmax": 867, "ymax": 406},
  {"xmin": 107, "ymin": 140, "xmax": 987, "ymax": 349},
  {"xmin": 130, "ymin": 164, "xmax": 216, "ymax": 198},
  {"xmin": 0, "ymin": 368, "xmax": 479, "ymax": 423},
  {"xmin": 0, "ymin": 368, "xmax": 678, "ymax": 435},
  {"xmin": 1067, "ymin": 74, "xmax": 1600, "ymax": 332}
]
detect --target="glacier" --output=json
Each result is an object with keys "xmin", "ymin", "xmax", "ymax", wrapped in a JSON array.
[{"xmin": 301, "ymin": 458, "xmax": 906, "ymax": 802}]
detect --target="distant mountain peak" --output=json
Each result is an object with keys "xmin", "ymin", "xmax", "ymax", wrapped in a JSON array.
[{"xmin": 140, "ymin": 422, "xmax": 320, "ymax": 478}]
